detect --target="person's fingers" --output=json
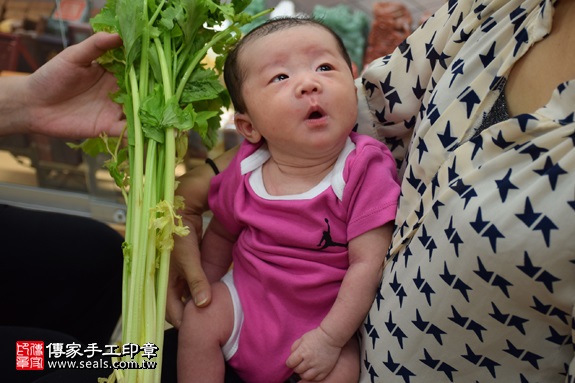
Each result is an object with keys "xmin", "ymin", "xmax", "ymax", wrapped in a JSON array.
[
  {"xmin": 178, "ymin": 215, "xmax": 212, "ymax": 308},
  {"xmin": 91, "ymin": 32, "xmax": 123, "ymax": 51},
  {"xmin": 185, "ymin": 264, "xmax": 212, "ymax": 308},
  {"xmin": 286, "ymin": 339, "xmax": 303, "ymax": 369},
  {"xmin": 63, "ymin": 32, "xmax": 122, "ymax": 66},
  {"xmin": 299, "ymin": 368, "xmax": 322, "ymax": 382},
  {"xmin": 96, "ymin": 71, "xmax": 126, "ymax": 136},
  {"xmin": 165, "ymin": 249, "xmax": 212, "ymax": 328},
  {"xmin": 165, "ymin": 273, "xmax": 188, "ymax": 329}
]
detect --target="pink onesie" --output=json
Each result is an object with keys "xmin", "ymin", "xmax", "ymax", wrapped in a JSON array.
[{"xmin": 208, "ymin": 132, "xmax": 400, "ymax": 383}]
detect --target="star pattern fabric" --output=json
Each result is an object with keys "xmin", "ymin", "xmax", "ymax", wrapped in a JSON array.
[{"xmin": 355, "ymin": 0, "xmax": 574, "ymax": 382}]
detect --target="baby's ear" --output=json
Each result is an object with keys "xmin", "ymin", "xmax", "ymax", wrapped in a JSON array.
[{"xmin": 234, "ymin": 113, "xmax": 262, "ymax": 144}]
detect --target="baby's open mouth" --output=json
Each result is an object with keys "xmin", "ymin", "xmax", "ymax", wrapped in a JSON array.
[{"xmin": 308, "ymin": 111, "xmax": 324, "ymax": 119}]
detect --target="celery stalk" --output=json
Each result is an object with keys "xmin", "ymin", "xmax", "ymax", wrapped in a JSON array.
[{"xmin": 85, "ymin": 0, "xmax": 272, "ymax": 381}]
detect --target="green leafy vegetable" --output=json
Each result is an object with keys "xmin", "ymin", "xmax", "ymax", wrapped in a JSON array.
[{"xmin": 86, "ymin": 1, "xmax": 271, "ymax": 381}]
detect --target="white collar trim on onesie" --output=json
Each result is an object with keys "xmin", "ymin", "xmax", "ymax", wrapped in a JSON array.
[{"xmin": 240, "ymin": 137, "xmax": 355, "ymax": 201}]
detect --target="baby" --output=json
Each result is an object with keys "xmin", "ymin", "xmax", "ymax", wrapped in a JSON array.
[{"xmin": 178, "ymin": 16, "xmax": 400, "ymax": 383}]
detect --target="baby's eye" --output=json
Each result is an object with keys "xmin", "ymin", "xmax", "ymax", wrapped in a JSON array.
[
  {"xmin": 317, "ymin": 64, "xmax": 333, "ymax": 72},
  {"xmin": 271, "ymin": 74, "xmax": 289, "ymax": 83}
]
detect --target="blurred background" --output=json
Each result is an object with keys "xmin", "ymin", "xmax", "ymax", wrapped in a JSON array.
[{"xmin": 0, "ymin": 0, "xmax": 445, "ymax": 231}]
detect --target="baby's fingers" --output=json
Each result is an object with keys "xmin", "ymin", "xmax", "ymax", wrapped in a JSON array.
[
  {"xmin": 299, "ymin": 368, "xmax": 326, "ymax": 382},
  {"xmin": 286, "ymin": 340, "xmax": 303, "ymax": 369}
]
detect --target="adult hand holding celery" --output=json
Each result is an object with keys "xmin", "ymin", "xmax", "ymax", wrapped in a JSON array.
[{"xmin": 86, "ymin": 0, "xmax": 271, "ymax": 382}]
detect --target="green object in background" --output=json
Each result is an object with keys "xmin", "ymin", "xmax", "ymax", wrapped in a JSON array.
[
  {"xmin": 237, "ymin": 2, "xmax": 370, "ymax": 70},
  {"xmin": 312, "ymin": 4, "xmax": 369, "ymax": 71},
  {"xmin": 240, "ymin": 0, "xmax": 268, "ymax": 34}
]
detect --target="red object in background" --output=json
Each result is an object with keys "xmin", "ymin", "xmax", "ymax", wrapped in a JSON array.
[
  {"xmin": 51, "ymin": 0, "xmax": 87, "ymax": 22},
  {"xmin": 0, "ymin": 32, "xmax": 39, "ymax": 72},
  {"xmin": 363, "ymin": 2, "xmax": 413, "ymax": 67}
]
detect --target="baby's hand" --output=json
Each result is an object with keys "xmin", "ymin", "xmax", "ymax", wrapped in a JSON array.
[{"xmin": 286, "ymin": 327, "xmax": 342, "ymax": 381}]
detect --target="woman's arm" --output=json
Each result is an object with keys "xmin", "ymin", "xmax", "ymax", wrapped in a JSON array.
[
  {"xmin": 166, "ymin": 146, "xmax": 238, "ymax": 328},
  {"xmin": 200, "ymin": 216, "xmax": 236, "ymax": 284}
]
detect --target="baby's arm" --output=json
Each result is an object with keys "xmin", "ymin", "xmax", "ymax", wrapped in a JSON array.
[
  {"xmin": 286, "ymin": 223, "xmax": 393, "ymax": 381},
  {"xmin": 200, "ymin": 216, "xmax": 237, "ymax": 284}
]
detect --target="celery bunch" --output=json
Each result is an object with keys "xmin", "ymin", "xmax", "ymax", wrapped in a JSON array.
[{"xmin": 85, "ymin": 0, "xmax": 270, "ymax": 382}]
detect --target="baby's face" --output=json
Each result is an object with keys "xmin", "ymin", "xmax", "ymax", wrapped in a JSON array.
[{"xmin": 236, "ymin": 25, "xmax": 358, "ymax": 158}]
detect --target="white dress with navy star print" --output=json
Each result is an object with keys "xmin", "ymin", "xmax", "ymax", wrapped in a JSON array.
[{"xmin": 355, "ymin": 0, "xmax": 574, "ymax": 382}]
